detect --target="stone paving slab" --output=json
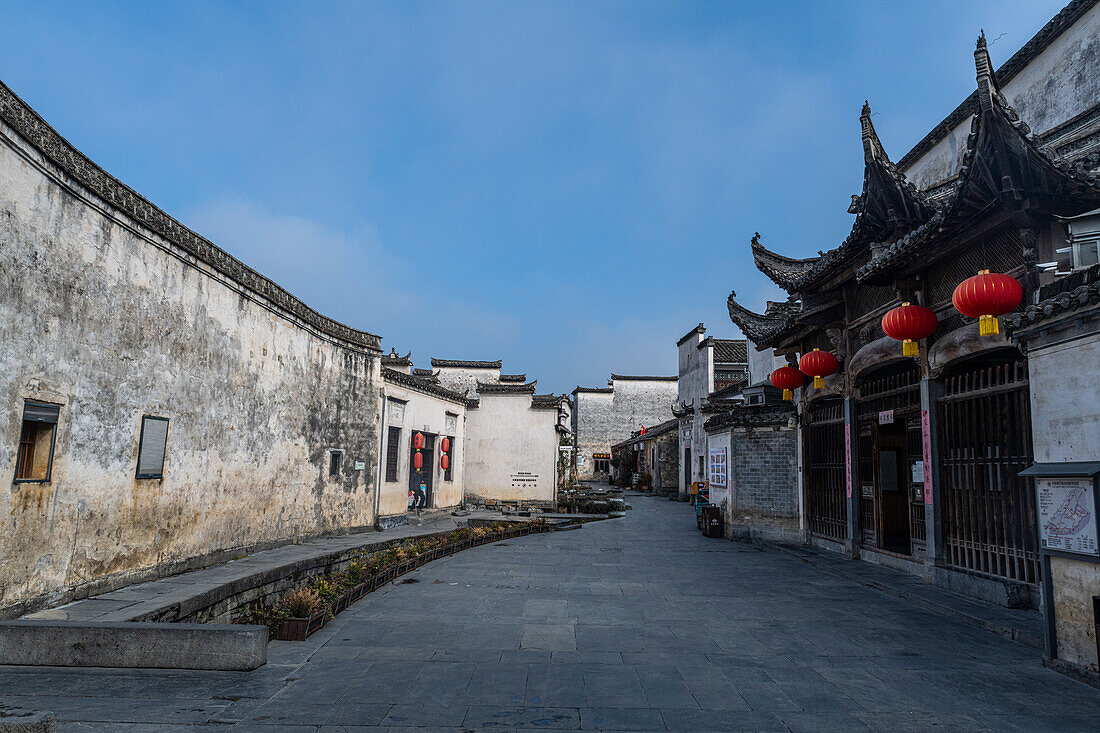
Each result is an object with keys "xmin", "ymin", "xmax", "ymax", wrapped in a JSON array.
[
  {"xmin": 763, "ymin": 541, "xmax": 1044, "ymax": 649},
  {"xmin": 0, "ymin": 496, "xmax": 1098, "ymax": 731}
]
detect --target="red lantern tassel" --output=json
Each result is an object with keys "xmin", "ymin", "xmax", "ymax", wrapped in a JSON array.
[
  {"xmin": 903, "ymin": 339, "xmax": 918, "ymax": 357},
  {"xmin": 814, "ymin": 376, "xmax": 824, "ymax": 389},
  {"xmin": 782, "ymin": 388, "xmax": 793, "ymax": 401},
  {"xmin": 979, "ymin": 314, "xmax": 998, "ymax": 336}
]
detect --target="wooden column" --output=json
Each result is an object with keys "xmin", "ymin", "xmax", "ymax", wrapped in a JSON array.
[{"xmin": 920, "ymin": 377, "xmax": 945, "ymax": 567}]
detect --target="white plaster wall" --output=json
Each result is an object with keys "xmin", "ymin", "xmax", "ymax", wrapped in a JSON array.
[
  {"xmin": 748, "ymin": 340, "xmax": 787, "ymax": 387},
  {"xmin": 378, "ymin": 385, "xmax": 466, "ymax": 518},
  {"xmin": 464, "ymin": 395, "xmax": 558, "ymax": 503},
  {"xmin": 434, "ymin": 366, "xmax": 501, "ymax": 397},
  {"xmin": 574, "ymin": 379, "xmax": 678, "ymax": 482},
  {"xmin": 0, "ymin": 117, "xmax": 382, "ymax": 615},
  {"xmin": 573, "ymin": 391, "xmax": 614, "ymax": 482},
  {"xmin": 903, "ymin": 4, "xmax": 1100, "ymax": 190}
]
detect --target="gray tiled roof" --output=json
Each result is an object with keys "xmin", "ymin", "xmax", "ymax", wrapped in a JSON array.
[{"xmin": 711, "ymin": 338, "xmax": 747, "ymax": 364}]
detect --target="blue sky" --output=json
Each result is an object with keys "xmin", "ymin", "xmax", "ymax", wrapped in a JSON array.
[{"xmin": 0, "ymin": 1, "xmax": 1068, "ymax": 393}]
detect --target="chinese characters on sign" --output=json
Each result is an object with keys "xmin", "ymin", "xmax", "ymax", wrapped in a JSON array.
[{"xmin": 1036, "ymin": 478, "xmax": 1098, "ymax": 556}]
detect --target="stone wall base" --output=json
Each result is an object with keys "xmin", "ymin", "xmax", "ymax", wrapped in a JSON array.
[{"xmin": 464, "ymin": 496, "xmax": 555, "ymax": 512}]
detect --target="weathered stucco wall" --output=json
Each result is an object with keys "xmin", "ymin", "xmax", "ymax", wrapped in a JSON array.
[
  {"xmin": 0, "ymin": 114, "xmax": 382, "ymax": 616},
  {"xmin": 378, "ymin": 385, "xmax": 465, "ymax": 519},
  {"xmin": 434, "ymin": 365, "xmax": 500, "ymax": 398},
  {"xmin": 573, "ymin": 378, "xmax": 677, "ymax": 482},
  {"xmin": 1027, "ymin": 330, "xmax": 1100, "ymax": 672},
  {"xmin": 902, "ymin": 3, "xmax": 1100, "ymax": 190},
  {"xmin": 573, "ymin": 390, "xmax": 614, "ymax": 482},
  {"xmin": 677, "ymin": 328, "xmax": 712, "ymax": 494},
  {"xmin": 464, "ymin": 395, "xmax": 558, "ymax": 505}
]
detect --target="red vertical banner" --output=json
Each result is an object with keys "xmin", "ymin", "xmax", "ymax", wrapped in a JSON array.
[
  {"xmin": 921, "ymin": 409, "xmax": 933, "ymax": 505},
  {"xmin": 844, "ymin": 428, "xmax": 853, "ymax": 498}
]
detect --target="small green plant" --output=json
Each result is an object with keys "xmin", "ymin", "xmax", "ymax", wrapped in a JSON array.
[
  {"xmin": 312, "ymin": 578, "xmax": 338, "ymax": 604},
  {"xmin": 346, "ymin": 561, "xmax": 365, "ymax": 585}
]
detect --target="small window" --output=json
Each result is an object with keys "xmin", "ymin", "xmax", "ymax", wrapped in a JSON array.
[
  {"xmin": 329, "ymin": 450, "xmax": 342, "ymax": 477},
  {"xmin": 444, "ymin": 435, "xmax": 455, "ymax": 482},
  {"xmin": 385, "ymin": 426, "xmax": 401, "ymax": 482},
  {"xmin": 594, "ymin": 457, "xmax": 609, "ymax": 473},
  {"xmin": 136, "ymin": 415, "xmax": 169, "ymax": 479},
  {"xmin": 15, "ymin": 401, "xmax": 59, "ymax": 483}
]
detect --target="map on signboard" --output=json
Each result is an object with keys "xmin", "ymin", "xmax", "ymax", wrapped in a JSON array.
[{"xmin": 1037, "ymin": 478, "xmax": 1098, "ymax": 556}]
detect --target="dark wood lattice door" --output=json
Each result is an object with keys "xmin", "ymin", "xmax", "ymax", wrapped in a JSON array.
[
  {"xmin": 937, "ymin": 358, "xmax": 1038, "ymax": 586},
  {"xmin": 804, "ymin": 400, "xmax": 847, "ymax": 542}
]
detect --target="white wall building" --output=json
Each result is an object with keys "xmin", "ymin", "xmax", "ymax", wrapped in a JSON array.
[{"xmin": 572, "ymin": 374, "xmax": 679, "ymax": 483}]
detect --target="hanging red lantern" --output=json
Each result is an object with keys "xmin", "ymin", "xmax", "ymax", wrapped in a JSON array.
[
  {"xmin": 440, "ymin": 437, "xmax": 450, "ymax": 454},
  {"xmin": 770, "ymin": 365, "xmax": 805, "ymax": 401},
  {"xmin": 952, "ymin": 270, "xmax": 1023, "ymax": 337},
  {"xmin": 414, "ymin": 451, "xmax": 423, "ymax": 471},
  {"xmin": 441, "ymin": 454, "xmax": 450, "ymax": 471},
  {"xmin": 881, "ymin": 302, "xmax": 939, "ymax": 357},
  {"xmin": 640, "ymin": 426, "xmax": 646, "ymax": 436},
  {"xmin": 799, "ymin": 348, "xmax": 839, "ymax": 389},
  {"xmin": 413, "ymin": 432, "xmax": 424, "ymax": 450}
]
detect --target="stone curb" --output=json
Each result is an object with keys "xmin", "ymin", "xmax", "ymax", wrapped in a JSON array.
[{"xmin": 762, "ymin": 542, "xmax": 1043, "ymax": 650}]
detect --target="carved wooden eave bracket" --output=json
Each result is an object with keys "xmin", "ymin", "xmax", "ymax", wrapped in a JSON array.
[
  {"xmin": 857, "ymin": 32, "xmax": 1100, "ymax": 284},
  {"xmin": 925, "ymin": 322, "xmax": 1015, "ymax": 379}
]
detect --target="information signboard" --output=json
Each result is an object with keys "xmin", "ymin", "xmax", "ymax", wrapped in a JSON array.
[
  {"xmin": 708, "ymin": 447, "xmax": 729, "ymax": 505},
  {"xmin": 1036, "ymin": 477, "xmax": 1098, "ymax": 556}
]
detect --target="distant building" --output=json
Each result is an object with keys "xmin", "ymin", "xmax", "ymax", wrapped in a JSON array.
[
  {"xmin": 673, "ymin": 324, "xmax": 748, "ymax": 497},
  {"xmin": 571, "ymin": 374, "xmax": 678, "ymax": 483},
  {"xmin": 611, "ymin": 418, "xmax": 680, "ymax": 494}
]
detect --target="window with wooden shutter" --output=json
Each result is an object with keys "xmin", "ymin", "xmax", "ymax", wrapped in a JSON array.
[
  {"xmin": 15, "ymin": 401, "xmax": 60, "ymax": 483},
  {"xmin": 136, "ymin": 416, "xmax": 169, "ymax": 479},
  {"xmin": 385, "ymin": 426, "xmax": 401, "ymax": 482}
]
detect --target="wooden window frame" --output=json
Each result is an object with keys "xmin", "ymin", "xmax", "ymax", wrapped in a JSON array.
[
  {"xmin": 329, "ymin": 450, "xmax": 343, "ymax": 478},
  {"xmin": 385, "ymin": 426, "xmax": 401, "ymax": 483},
  {"xmin": 14, "ymin": 401, "xmax": 59, "ymax": 484},
  {"xmin": 135, "ymin": 415, "xmax": 170, "ymax": 480}
]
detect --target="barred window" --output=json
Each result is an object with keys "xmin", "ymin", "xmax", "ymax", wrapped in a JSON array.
[{"xmin": 385, "ymin": 426, "xmax": 401, "ymax": 482}]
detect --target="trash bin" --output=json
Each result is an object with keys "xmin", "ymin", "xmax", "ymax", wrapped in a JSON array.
[{"xmin": 704, "ymin": 505, "xmax": 724, "ymax": 538}]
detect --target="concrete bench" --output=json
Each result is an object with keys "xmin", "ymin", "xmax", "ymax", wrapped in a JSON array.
[{"xmin": 0, "ymin": 620, "xmax": 266, "ymax": 671}]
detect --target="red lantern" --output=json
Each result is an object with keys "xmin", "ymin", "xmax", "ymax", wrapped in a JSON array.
[
  {"xmin": 770, "ymin": 365, "xmax": 805, "ymax": 401},
  {"xmin": 799, "ymin": 348, "xmax": 839, "ymax": 389},
  {"xmin": 440, "ymin": 437, "xmax": 450, "ymax": 454},
  {"xmin": 640, "ymin": 426, "xmax": 646, "ymax": 436},
  {"xmin": 441, "ymin": 454, "xmax": 450, "ymax": 471},
  {"xmin": 413, "ymin": 432, "xmax": 424, "ymax": 450},
  {"xmin": 414, "ymin": 451, "xmax": 423, "ymax": 471},
  {"xmin": 952, "ymin": 270, "xmax": 1023, "ymax": 337},
  {"xmin": 881, "ymin": 302, "xmax": 938, "ymax": 357}
]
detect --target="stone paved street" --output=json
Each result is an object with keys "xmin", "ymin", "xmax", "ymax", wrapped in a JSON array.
[{"xmin": 3, "ymin": 495, "xmax": 1100, "ymax": 731}]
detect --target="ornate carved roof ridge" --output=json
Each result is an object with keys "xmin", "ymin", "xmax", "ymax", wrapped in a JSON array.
[
  {"xmin": 726, "ymin": 290, "xmax": 796, "ymax": 345},
  {"xmin": 1005, "ymin": 262, "xmax": 1100, "ymax": 333},
  {"xmin": 750, "ymin": 233, "xmax": 821, "ymax": 290},
  {"xmin": 381, "ymin": 349, "xmax": 412, "ymax": 366},
  {"xmin": 0, "ymin": 79, "xmax": 381, "ymax": 353},
  {"xmin": 477, "ymin": 380, "xmax": 537, "ymax": 394},
  {"xmin": 430, "ymin": 359, "xmax": 502, "ymax": 368}
]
